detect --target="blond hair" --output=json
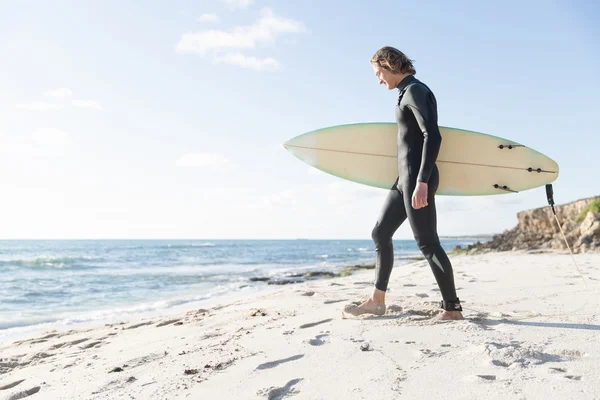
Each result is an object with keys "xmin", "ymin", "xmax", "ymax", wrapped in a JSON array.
[{"xmin": 370, "ymin": 46, "xmax": 416, "ymax": 75}]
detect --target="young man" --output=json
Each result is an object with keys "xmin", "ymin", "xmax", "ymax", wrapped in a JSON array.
[{"xmin": 344, "ymin": 46, "xmax": 464, "ymax": 321}]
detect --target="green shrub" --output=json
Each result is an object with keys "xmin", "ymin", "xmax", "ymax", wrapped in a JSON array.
[{"xmin": 577, "ymin": 198, "xmax": 600, "ymax": 223}]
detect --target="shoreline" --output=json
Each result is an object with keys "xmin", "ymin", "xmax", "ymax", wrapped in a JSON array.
[
  {"xmin": 1, "ymin": 249, "xmax": 598, "ymax": 399},
  {"xmin": 0, "ymin": 256, "xmax": 418, "ymax": 345},
  {"xmin": 0, "ymin": 248, "xmax": 581, "ymax": 345}
]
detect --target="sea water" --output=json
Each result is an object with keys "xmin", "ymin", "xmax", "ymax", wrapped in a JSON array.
[{"xmin": 0, "ymin": 238, "xmax": 483, "ymax": 343}]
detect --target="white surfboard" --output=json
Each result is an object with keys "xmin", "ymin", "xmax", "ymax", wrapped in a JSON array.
[{"xmin": 283, "ymin": 123, "xmax": 559, "ymax": 196}]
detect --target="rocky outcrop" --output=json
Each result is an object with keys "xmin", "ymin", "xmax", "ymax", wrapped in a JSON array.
[
  {"xmin": 248, "ymin": 256, "xmax": 428, "ymax": 286},
  {"xmin": 250, "ymin": 264, "xmax": 375, "ymax": 286},
  {"xmin": 454, "ymin": 195, "xmax": 600, "ymax": 254}
]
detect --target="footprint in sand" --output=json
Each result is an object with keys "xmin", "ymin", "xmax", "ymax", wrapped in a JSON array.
[
  {"xmin": 391, "ymin": 366, "xmax": 407, "ymax": 393},
  {"xmin": 323, "ymin": 299, "xmax": 347, "ymax": 304},
  {"xmin": 0, "ymin": 380, "xmax": 25, "ymax": 391},
  {"xmin": 156, "ymin": 319, "xmax": 182, "ymax": 327},
  {"xmin": 306, "ymin": 333, "xmax": 328, "ymax": 346},
  {"xmin": 124, "ymin": 321, "xmax": 154, "ymax": 330},
  {"xmin": 299, "ymin": 319, "xmax": 332, "ymax": 329},
  {"xmin": 548, "ymin": 367, "xmax": 583, "ymax": 380},
  {"xmin": 387, "ymin": 305, "xmax": 403, "ymax": 313},
  {"xmin": 475, "ymin": 341, "xmax": 564, "ymax": 368},
  {"xmin": 460, "ymin": 374, "xmax": 497, "ymax": 383},
  {"xmin": 255, "ymin": 355, "xmax": 304, "ymax": 371},
  {"xmin": 564, "ymin": 375, "xmax": 582, "ymax": 380},
  {"xmin": 257, "ymin": 378, "xmax": 303, "ymax": 400},
  {"xmin": 560, "ymin": 349, "xmax": 587, "ymax": 358},
  {"xmin": 127, "ymin": 352, "xmax": 167, "ymax": 369},
  {"xmin": 417, "ymin": 348, "xmax": 445, "ymax": 359},
  {"xmin": 50, "ymin": 338, "xmax": 91, "ymax": 350},
  {"xmin": 348, "ymin": 337, "xmax": 365, "ymax": 343},
  {"xmin": 80, "ymin": 340, "xmax": 104, "ymax": 350},
  {"xmin": 0, "ymin": 380, "xmax": 41, "ymax": 400},
  {"xmin": 27, "ymin": 339, "xmax": 48, "ymax": 345},
  {"xmin": 1, "ymin": 352, "xmax": 57, "ymax": 374},
  {"xmin": 548, "ymin": 367, "xmax": 567, "ymax": 373}
]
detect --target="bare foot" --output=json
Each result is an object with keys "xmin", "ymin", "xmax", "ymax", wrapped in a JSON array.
[
  {"xmin": 438, "ymin": 310, "xmax": 464, "ymax": 321},
  {"xmin": 360, "ymin": 297, "xmax": 384, "ymax": 309},
  {"xmin": 343, "ymin": 297, "xmax": 386, "ymax": 316}
]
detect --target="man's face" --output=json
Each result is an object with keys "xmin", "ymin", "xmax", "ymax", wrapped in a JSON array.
[{"xmin": 372, "ymin": 64, "xmax": 398, "ymax": 90}]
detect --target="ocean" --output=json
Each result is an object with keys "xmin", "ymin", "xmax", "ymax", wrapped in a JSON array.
[{"xmin": 0, "ymin": 238, "xmax": 484, "ymax": 343}]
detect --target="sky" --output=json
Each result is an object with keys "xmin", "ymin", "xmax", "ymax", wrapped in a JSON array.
[{"xmin": 0, "ymin": 0, "xmax": 598, "ymax": 240}]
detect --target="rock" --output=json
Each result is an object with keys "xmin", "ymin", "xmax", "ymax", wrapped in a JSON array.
[
  {"xmin": 286, "ymin": 271, "xmax": 336, "ymax": 279},
  {"xmin": 338, "ymin": 264, "xmax": 375, "ymax": 277},
  {"xmin": 249, "ymin": 277, "xmax": 270, "ymax": 282},
  {"xmin": 267, "ymin": 279, "xmax": 303, "ymax": 285},
  {"xmin": 454, "ymin": 196, "xmax": 600, "ymax": 254},
  {"xmin": 303, "ymin": 271, "xmax": 336, "ymax": 278},
  {"xmin": 581, "ymin": 211, "xmax": 600, "ymax": 237}
]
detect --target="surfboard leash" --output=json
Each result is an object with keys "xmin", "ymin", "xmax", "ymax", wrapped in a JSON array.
[{"xmin": 544, "ymin": 183, "xmax": 588, "ymax": 290}]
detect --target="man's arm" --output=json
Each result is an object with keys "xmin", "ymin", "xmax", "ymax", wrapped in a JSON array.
[{"xmin": 404, "ymin": 84, "xmax": 442, "ymax": 183}]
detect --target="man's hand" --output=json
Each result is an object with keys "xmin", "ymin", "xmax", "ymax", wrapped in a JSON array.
[{"xmin": 412, "ymin": 181, "xmax": 428, "ymax": 209}]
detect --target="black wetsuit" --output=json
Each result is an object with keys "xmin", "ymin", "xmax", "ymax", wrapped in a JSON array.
[{"xmin": 371, "ymin": 74, "xmax": 461, "ymax": 311}]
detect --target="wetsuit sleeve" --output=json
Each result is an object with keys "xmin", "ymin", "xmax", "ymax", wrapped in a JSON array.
[{"xmin": 404, "ymin": 84, "xmax": 442, "ymax": 183}]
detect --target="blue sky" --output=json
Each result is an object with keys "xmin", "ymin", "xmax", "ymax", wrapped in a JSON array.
[{"xmin": 0, "ymin": 0, "xmax": 598, "ymax": 239}]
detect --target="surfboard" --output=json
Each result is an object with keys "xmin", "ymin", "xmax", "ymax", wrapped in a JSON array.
[{"xmin": 283, "ymin": 122, "xmax": 559, "ymax": 196}]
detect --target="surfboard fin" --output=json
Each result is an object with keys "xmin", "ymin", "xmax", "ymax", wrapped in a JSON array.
[{"xmin": 493, "ymin": 184, "xmax": 518, "ymax": 193}]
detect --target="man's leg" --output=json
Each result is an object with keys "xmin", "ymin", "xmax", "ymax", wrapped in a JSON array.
[
  {"xmin": 343, "ymin": 180, "xmax": 407, "ymax": 316},
  {"xmin": 403, "ymin": 168, "xmax": 463, "ymax": 318},
  {"xmin": 372, "ymin": 181, "xmax": 407, "ymax": 293}
]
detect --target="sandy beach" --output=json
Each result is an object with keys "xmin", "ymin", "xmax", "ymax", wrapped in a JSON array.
[{"xmin": 1, "ymin": 250, "xmax": 599, "ymax": 400}]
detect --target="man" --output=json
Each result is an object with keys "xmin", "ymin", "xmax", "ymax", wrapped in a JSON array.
[{"xmin": 344, "ymin": 46, "xmax": 464, "ymax": 321}]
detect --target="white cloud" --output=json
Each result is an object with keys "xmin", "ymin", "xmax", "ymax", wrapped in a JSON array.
[
  {"xmin": 198, "ymin": 13, "xmax": 220, "ymax": 23},
  {"xmin": 72, "ymin": 100, "xmax": 103, "ymax": 110},
  {"xmin": 176, "ymin": 7, "xmax": 305, "ymax": 54},
  {"xmin": 175, "ymin": 7, "xmax": 305, "ymax": 71},
  {"xmin": 176, "ymin": 153, "xmax": 229, "ymax": 168},
  {"xmin": 16, "ymin": 90, "xmax": 102, "ymax": 112},
  {"xmin": 45, "ymin": 88, "xmax": 72, "ymax": 98},
  {"xmin": 222, "ymin": 0, "xmax": 253, "ymax": 9},
  {"xmin": 16, "ymin": 102, "xmax": 65, "ymax": 111},
  {"xmin": 177, "ymin": 29, "xmax": 254, "ymax": 55},
  {"xmin": 214, "ymin": 52, "xmax": 281, "ymax": 71}
]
